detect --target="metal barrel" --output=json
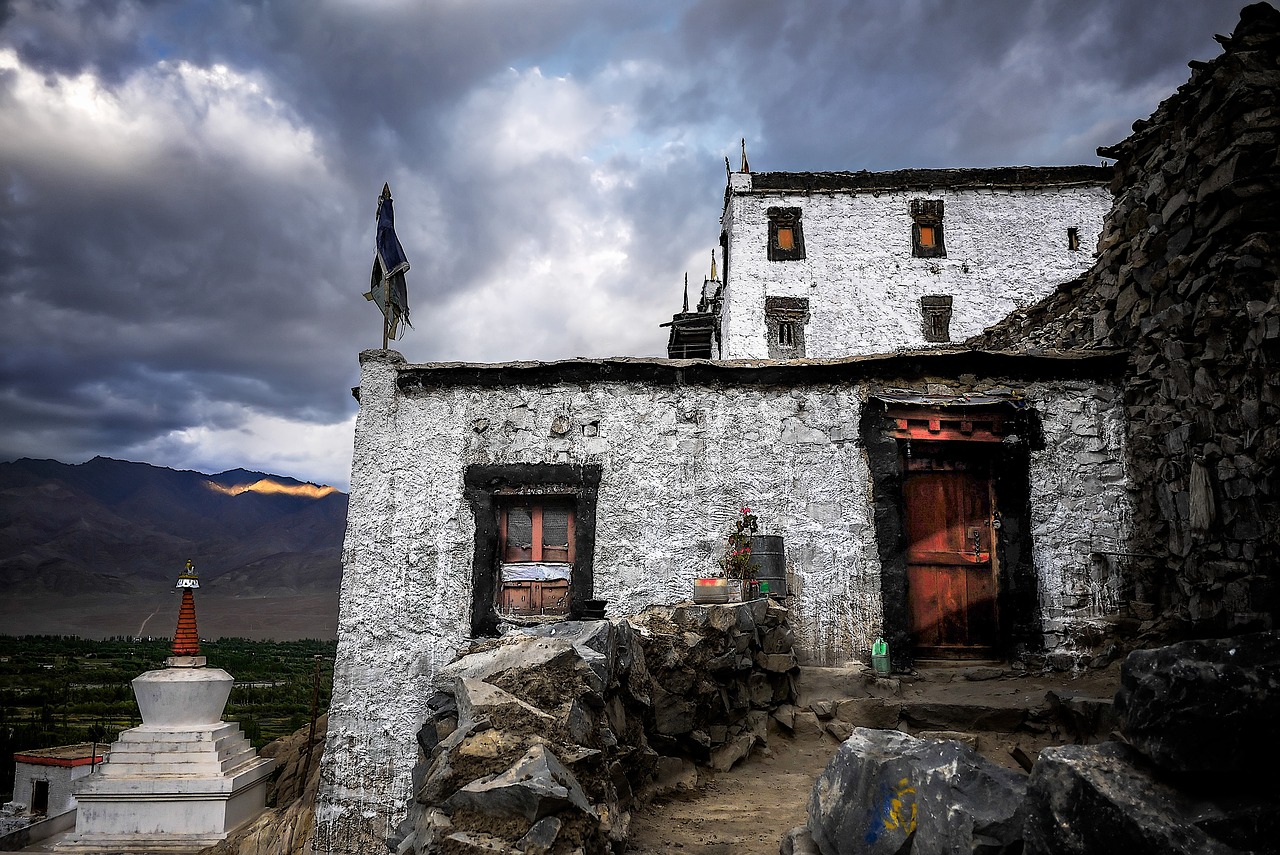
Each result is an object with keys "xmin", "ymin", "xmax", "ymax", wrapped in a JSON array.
[{"xmin": 748, "ymin": 535, "xmax": 787, "ymax": 598}]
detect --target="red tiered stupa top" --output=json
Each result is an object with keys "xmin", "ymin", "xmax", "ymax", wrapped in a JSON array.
[{"xmin": 172, "ymin": 560, "xmax": 201, "ymax": 657}]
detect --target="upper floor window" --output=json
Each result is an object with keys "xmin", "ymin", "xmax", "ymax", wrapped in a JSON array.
[
  {"xmin": 1067, "ymin": 227, "xmax": 1081, "ymax": 251},
  {"xmin": 765, "ymin": 296, "xmax": 809, "ymax": 358},
  {"xmin": 767, "ymin": 207, "xmax": 806, "ymax": 261},
  {"xmin": 910, "ymin": 199, "xmax": 946, "ymax": 258},
  {"xmin": 920, "ymin": 295, "xmax": 953, "ymax": 343}
]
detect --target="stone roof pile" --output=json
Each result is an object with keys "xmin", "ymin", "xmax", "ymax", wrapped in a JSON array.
[{"xmin": 971, "ymin": 2, "xmax": 1280, "ymax": 634}]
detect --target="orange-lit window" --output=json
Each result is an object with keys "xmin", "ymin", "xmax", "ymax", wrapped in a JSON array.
[
  {"xmin": 767, "ymin": 207, "xmax": 805, "ymax": 261},
  {"xmin": 910, "ymin": 199, "xmax": 945, "ymax": 258},
  {"xmin": 1068, "ymin": 227, "xmax": 1080, "ymax": 251}
]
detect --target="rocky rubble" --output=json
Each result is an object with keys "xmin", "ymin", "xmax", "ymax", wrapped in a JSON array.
[
  {"xmin": 396, "ymin": 599, "xmax": 798, "ymax": 854},
  {"xmin": 793, "ymin": 631, "xmax": 1278, "ymax": 855},
  {"xmin": 971, "ymin": 2, "xmax": 1280, "ymax": 635}
]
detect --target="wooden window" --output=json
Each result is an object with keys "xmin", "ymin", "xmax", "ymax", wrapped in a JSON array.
[
  {"xmin": 778, "ymin": 320, "xmax": 796, "ymax": 347},
  {"xmin": 500, "ymin": 501, "xmax": 575, "ymax": 564},
  {"xmin": 766, "ymin": 207, "xmax": 805, "ymax": 261},
  {"xmin": 497, "ymin": 498, "xmax": 575, "ymax": 617},
  {"xmin": 765, "ymin": 295, "xmax": 809, "ymax": 358},
  {"xmin": 1067, "ymin": 227, "xmax": 1080, "ymax": 251},
  {"xmin": 911, "ymin": 199, "xmax": 946, "ymax": 258},
  {"xmin": 920, "ymin": 295, "xmax": 953, "ymax": 343}
]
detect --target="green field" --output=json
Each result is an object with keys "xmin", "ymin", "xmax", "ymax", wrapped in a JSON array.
[{"xmin": 0, "ymin": 635, "xmax": 335, "ymax": 802}]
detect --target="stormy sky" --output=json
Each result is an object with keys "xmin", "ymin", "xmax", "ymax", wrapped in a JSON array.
[{"xmin": 0, "ymin": 0, "xmax": 1248, "ymax": 489}]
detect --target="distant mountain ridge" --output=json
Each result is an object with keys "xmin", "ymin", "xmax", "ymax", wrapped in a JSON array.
[{"xmin": 0, "ymin": 457, "xmax": 347, "ymax": 637}]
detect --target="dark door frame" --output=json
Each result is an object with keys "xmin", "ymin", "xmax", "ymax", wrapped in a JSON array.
[{"xmin": 861, "ymin": 398, "xmax": 1042, "ymax": 668}]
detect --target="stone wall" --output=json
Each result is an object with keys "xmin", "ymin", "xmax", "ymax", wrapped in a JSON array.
[
  {"xmin": 973, "ymin": 3, "xmax": 1280, "ymax": 634},
  {"xmin": 719, "ymin": 171, "xmax": 1109, "ymax": 358},
  {"xmin": 399, "ymin": 603, "xmax": 797, "ymax": 854},
  {"xmin": 313, "ymin": 350, "xmax": 1131, "ymax": 851}
]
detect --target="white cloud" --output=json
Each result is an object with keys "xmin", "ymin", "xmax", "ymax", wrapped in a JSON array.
[
  {"xmin": 0, "ymin": 48, "xmax": 327, "ymax": 185},
  {"xmin": 123, "ymin": 407, "xmax": 357, "ymax": 489}
]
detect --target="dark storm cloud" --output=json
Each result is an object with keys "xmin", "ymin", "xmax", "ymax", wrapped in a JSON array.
[{"xmin": 0, "ymin": 0, "xmax": 1259, "ymax": 486}]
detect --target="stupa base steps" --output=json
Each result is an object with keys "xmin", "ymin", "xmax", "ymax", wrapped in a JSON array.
[{"xmin": 59, "ymin": 756, "xmax": 274, "ymax": 851}]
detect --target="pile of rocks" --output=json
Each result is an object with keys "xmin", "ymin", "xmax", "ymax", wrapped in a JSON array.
[
  {"xmin": 788, "ymin": 631, "xmax": 1278, "ymax": 855},
  {"xmin": 396, "ymin": 599, "xmax": 798, "ymax": 854},
  {"xmin": 972, "ymin": 3, "xmax": 1280, "ymax": 632}
]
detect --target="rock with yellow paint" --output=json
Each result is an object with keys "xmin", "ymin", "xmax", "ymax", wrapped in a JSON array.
[{"xmin": 807, "ymin": 727, "xmax": 1027, "ymax": 855}]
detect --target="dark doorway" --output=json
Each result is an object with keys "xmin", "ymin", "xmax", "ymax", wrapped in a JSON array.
[
  {"xmin": 863, "ymin": 397, "xmax": 1040, "ymax": 668},
  {"xmin": 32, "ymin": 779, "xmax": 49, "ymax": 814},
  {"xmin": 904, "ymin": 450, "xmax": 998, "ymax": 658}
]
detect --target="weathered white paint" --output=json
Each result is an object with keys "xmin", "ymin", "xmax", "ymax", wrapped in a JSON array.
[
  {"xmin": 719, "ymin": 177, "xmax": 1109, "ymax": 358},
  {"xmin": 314, "ymin": 351, "xmax": 1130, "ymax": 851},
  {"xmin": 1026, "ymin": 384, "xmax": 1132, "ymax": 654},
  {"xmin": 6, "ymin": 761, "xmax": 95, "ymax": 820}
]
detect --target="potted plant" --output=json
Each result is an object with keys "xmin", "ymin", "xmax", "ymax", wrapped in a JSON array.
[{"xmin": 719, "ymin": 506, "xmax": 759, "ymax": 601}]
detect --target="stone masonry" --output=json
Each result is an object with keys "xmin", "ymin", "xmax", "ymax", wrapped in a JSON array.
[{"xmin": 974, "ymin": 2, "xmax": 1280, "ymax": 635}]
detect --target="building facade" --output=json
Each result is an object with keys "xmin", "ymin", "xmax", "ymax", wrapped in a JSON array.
[
  {"xmin": 314, "ymin": 347, "xmax": 1132, "ymax": 850},
  {"xmin": 681, "ymin": 167, "xmax": 1110, "ymax": 359}
]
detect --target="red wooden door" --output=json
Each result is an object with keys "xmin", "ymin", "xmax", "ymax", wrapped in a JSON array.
[{"xmin": 904, "ymin": 458, "xmax": 998, "ymax": 658}]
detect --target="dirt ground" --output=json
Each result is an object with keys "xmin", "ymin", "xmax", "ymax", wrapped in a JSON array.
[
  {"xmin": 627, "ymin": 664, "xmax": 1122, "ymax": 854},
  {"xmin": 627, "ymin": 727, "xmax": 833, "ymax": 855}
]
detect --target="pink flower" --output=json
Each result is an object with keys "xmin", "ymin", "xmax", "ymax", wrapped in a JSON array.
[{"xmin": 741, "ymin": 507, "xmax": 751, "ymax": 515}]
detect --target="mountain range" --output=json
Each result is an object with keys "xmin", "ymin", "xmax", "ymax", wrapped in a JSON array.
[{"xmin": 0, "ymin": 457, "xmax": 346, "ymax": 640}]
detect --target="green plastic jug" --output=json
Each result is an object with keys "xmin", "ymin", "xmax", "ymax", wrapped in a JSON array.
[{"xmin": 872, "ymin": 637, "xmax": 891, "ymax": 676}]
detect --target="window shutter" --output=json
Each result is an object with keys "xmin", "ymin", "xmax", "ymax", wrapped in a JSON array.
[
  {"xmin": 505, "ymin": 507, "xmax": 534, "ymax": 562},
  {"xmin": 542, "ymin": 506, "xmax": 572, "ymax": 562}
]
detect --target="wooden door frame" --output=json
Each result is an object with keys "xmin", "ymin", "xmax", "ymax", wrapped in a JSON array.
[{"xmin": 861, "ymin": 399, "xmax": 1042, "ymax": 668}]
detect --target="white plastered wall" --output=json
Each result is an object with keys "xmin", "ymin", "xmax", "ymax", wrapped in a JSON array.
[{"xmin": 719, "ymin": 180, "xmax": 1109, "ymax": 357}]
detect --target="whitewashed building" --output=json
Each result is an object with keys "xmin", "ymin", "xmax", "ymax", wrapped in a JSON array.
[
  {"xmin": 669, "ymin": 166, "xmax": 1110, "ymax": 359},
  {"xmin": 316, "ymin": 162, "xmax": 1131, "ymax": 852}
]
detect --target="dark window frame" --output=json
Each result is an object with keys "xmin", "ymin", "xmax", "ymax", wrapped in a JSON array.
[
  {"xmin": 464, "ymin": 464, "xmax": 601, "ymax": 636},
  {"xmin": 766, "ymin": 207, "xmax": 806, "ymax": 261},
  {"xmin": 920, "ymin": 295, "xmax": 954, "ymax": 343},
  {"xmin": 1067, "ymin": 227, "xmax": 1081, "ymax": 251},
  {"xmin": 764, "ymin": 295, "xmax": 810, "ymax": 358},
  {"xmin": 910, "ymin": 199, "xmax": 946, "ymax": 258}
]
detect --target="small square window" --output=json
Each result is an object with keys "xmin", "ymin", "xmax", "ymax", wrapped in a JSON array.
[
  {"xmin": 767, "ymin": 207, "xmax": 805, "ymax": 261},
  {"xmin": 920, "ymin": 295, "xmax": 953, "ymax": 343},
  {"xmin": 778, "ymin": 321, "xmax": 796, "ymax": 347},
  {"xmin": 765, "ymin": 296, "xmax": 809, "ymax": 358},
  {"xmin": 910, "ymin": 199, "xmax": 946, "ymax": 258}
]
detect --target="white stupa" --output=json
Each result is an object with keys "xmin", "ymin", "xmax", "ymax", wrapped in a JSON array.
[{"xmin": 61, "ymin": 561, "xmax": 275, "ymax": 851}]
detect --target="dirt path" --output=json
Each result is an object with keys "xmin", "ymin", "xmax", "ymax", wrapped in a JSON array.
[
  {"xmin": 627, "ymin": 729, "xmax": 836, "ymax": 854},
  {"xmin": 627, "ymin": 665, "xmax": 1122, "ymax": 854}
]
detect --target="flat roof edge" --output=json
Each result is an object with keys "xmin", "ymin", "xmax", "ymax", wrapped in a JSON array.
[
  {"xmin": 746, "ymin": 165, "xmax": 1113, "ymax": 193},
  {"xmin": 388, "ymin": 349, "xmax": 1127, "ymax": 391}
]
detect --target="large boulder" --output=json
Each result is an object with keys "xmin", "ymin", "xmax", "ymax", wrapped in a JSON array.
[
  {"xmin": 1113, "ymin": 632, "xmax": 1279, "ymax": 774},
  {"xmin": 1023, "ymin": 742, "xmax": 1263, "ymax": 855},
  {"xmin": 808, "ymin": 728, "xmax": 1027, "ymax": 855},
  {"xmin": 442, "ymin": 743, "xmax": 595, "ymax": 823}
]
